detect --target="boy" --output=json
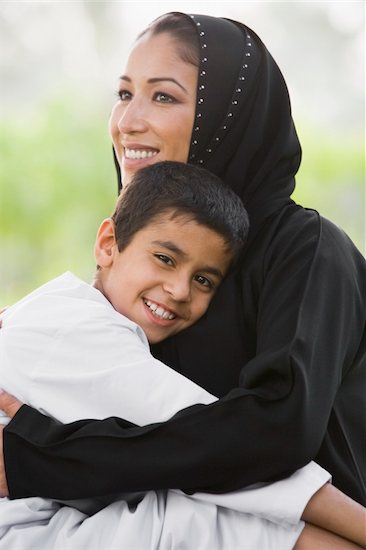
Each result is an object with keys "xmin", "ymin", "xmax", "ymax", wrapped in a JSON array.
[
  {"xmin": 0, "ymin": 161, "xmax": 249, "ymax": 424},
  {"xmin": 0, "ymin": 162, "xmax": 362, "ymax": 549}
]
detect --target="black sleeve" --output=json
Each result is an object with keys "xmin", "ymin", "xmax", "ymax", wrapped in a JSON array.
[{"xmin": 4, "ymin": 216, "xmax": 366, "ymax": 502}]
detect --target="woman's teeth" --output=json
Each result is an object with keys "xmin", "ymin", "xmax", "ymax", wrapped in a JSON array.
[
  {"xmin": 145, "ymin": 300, "xmax": 176, "ymax": 320},
  {"xmin": 125, "ymin": 148, "xmax": 158, "ymax": 160}
]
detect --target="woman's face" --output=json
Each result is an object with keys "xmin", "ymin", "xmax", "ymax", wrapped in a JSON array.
[{"xmin": 109, "ymin": 32, "xmax": 198, "ymax": 186}]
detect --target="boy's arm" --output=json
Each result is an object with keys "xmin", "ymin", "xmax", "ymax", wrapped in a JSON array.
[{"xmin": 301, "ymin": 482, "xmax": 366, "ymax": 548}]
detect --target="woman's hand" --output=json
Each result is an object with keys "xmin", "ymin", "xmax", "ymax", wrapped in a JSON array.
[
  {"xmin": 0, "ymin": 389, "xmax": 24, "ymax": 497},
  {"xmin": 0, "ymin": 424, "xmax": 9, "ymax": 497}
]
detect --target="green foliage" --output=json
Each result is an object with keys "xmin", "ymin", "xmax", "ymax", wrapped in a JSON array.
[
  {"xmin": 0, "ymin": 96, "xmax": 116, "ymax": 304},
  {"xmin": 0, "ymin": 100, "xmax": 364, "ymax": 306},
  {"xmin": 293, "ymin": 119, "xmax": 364, "ymax": 254}
]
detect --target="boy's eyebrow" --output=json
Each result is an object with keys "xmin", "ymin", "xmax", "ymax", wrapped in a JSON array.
[
  {"xmin": 152, "ymin": 240, "xmax": 225, "ymax": 280},
  {"xmin": 152, "ymin": 240, "xmax": 188, "ymax": 258},
  {"xmin": 119, "ymin": 75, "xmax": 188, "ymax": 93}
]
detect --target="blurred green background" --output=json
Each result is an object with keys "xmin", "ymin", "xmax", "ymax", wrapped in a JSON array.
[{"xmin": 1, "ymin": 1, "xmax": 364, "ymax": 305}]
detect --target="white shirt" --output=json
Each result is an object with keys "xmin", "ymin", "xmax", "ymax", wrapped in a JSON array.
[
  {"xmin": 0, "ymin": 272, "xmax": 330, "ymax": 549},
  {"xmin": 0, "ymin": 271, "xmax": 215, "ymax": 426}
]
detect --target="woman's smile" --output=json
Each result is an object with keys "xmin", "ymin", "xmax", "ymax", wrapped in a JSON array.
[{"xmin": 121, "ymin": 143, "xmax": 160, "ymax": 172}]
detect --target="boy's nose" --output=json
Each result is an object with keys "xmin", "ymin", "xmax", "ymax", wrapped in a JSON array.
[{"xmin": 163, "ymin": 276, "xmax": 191, "ymax": 303}]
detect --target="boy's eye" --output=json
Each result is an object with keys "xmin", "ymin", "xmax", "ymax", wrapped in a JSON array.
[
  {"xmin": 117, "ymin": 90, "xmax": 132, "ymax": 101},
  {"xmin": 194, "ymin": 275, "xmax": 214, "ymax": 290},
  {"xmin": 155, "ymin": 254, "xmax": 174, "ymax": 266},
  {"xmin": 154, "ymin": 92, "xmax": 176, "ymax": 104}
]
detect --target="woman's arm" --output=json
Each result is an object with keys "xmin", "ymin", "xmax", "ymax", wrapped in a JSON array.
[
  {"xmin": 2, "ymin": 218, "xmax": 366, "ymax": 504},
  {"xmin": 1, "ymin": 392, "xmax": 366, "ymax": 549}
]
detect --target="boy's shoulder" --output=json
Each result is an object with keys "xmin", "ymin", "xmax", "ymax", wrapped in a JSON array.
[
  {"xmin": 3, "ymin": 272, "xmax": 100, "ymax": 320},
  {"xmin": 3, "ymin": 272, "xmax": 147, "ymax": 345}
]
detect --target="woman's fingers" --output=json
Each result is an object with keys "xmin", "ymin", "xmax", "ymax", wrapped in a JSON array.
[
  {"xmin": 0, "ymin": 390, "xmax": 22, "ymax": 498},
  {"xmin": 0, "ymin": 389, "xmax": 23, "ymax": 418},
  {"xmin": 0, "ymin": 306, "xmax": 8, "ymax": 328}
]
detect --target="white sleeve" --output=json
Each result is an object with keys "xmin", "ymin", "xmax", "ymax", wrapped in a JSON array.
[
  {"xmin": 0, "ymin": 493, "xmax": 304, "ymax": 550},
  {"xmin": 177, "ymin": 460, "xmax": 331, "ymax": 528},
  {"xmin": 0, "ymin": 294, "xmax": 216, "ymax": 426},
  {"xmin": 29, "ymin": 304, "xmax": 217, "ymax": 425}
]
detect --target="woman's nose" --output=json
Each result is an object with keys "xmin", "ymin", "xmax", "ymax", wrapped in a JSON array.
[{"xmin": 117, "ymin": 98, "xmax": 149, "ymax": 135}]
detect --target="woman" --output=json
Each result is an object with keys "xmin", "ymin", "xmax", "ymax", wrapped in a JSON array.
[{"xmin": 2, "ymin": 8, "xmax": 366, "ymax": 513}]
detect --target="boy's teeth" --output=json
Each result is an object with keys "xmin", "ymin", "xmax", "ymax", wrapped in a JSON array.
[
  {"xmin": 144, "ymin": 300, "xmax": 175, "ymax": 320},
  {"xmin": 125, "ymin": 149, "xmax": 158, "ymax": 160}
]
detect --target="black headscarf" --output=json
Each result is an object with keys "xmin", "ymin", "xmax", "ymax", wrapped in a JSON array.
[{"xmin": 115, "ymin": 13, "xmax": 302, "ymax": 242}]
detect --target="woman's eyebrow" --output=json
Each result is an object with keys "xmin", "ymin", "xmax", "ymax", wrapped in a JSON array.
[
  {"xmin": 148, "ymin": 77, "xmax": 188, "ymax": 93},
  {"xmin": 119, "ymin": 75, "xmax": 188, "ymax": 93}
]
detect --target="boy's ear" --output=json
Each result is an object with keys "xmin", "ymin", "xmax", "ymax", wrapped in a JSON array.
[{"xmin": 94, "ymin": 218, "xmax": 117, "ymax": 268}]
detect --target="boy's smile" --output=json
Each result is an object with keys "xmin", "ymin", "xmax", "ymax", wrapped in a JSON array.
[{"xmin": 94, "ymin": 212, "xmax": 232, "ymax": 343}]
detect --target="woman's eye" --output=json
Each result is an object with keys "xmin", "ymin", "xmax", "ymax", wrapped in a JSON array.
[
  {"xmin": 194, "ymin": 275, "xmax": 214, "ymax": 290},
  {"xmin": 155, "ymin": 254, "xmax": 174, "ymax": 266},
  {"xmin": 117, "ymin": 90, "xmax": 132, "ymax": 101},
  {"xmin": 154, "ymin": 92, "xmax": 176, "ymax": 104}
]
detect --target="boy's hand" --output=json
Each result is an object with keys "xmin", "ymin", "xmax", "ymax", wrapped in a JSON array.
[{"xmin": 0, "ymin": 389, "xmax": 24, "ymax": 497}]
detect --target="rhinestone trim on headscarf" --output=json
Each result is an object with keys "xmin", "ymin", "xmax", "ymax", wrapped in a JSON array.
[{"xmin": 188, "ymin": 15, "xmax": 252, "ymax": 165}]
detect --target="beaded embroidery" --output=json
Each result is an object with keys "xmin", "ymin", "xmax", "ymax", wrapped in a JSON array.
[{"xmin": 188, "ymin": 15, "xmax": 252, "ymax": 164}]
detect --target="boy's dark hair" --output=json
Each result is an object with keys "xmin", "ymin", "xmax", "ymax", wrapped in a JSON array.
[{"xmin": 111, "ymin": 161, "xmax": 249, "ymax": 262}]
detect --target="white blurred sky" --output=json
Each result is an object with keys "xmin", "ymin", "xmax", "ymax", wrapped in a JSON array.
[{"xmin": 0, "ymin": 0, "xmax": 364, "ymax": 134}]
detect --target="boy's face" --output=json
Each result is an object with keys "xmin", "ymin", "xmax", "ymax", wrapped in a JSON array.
[{"xmin": 94, "ymin": 213, "xmax": 232, "ymax": 343}]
